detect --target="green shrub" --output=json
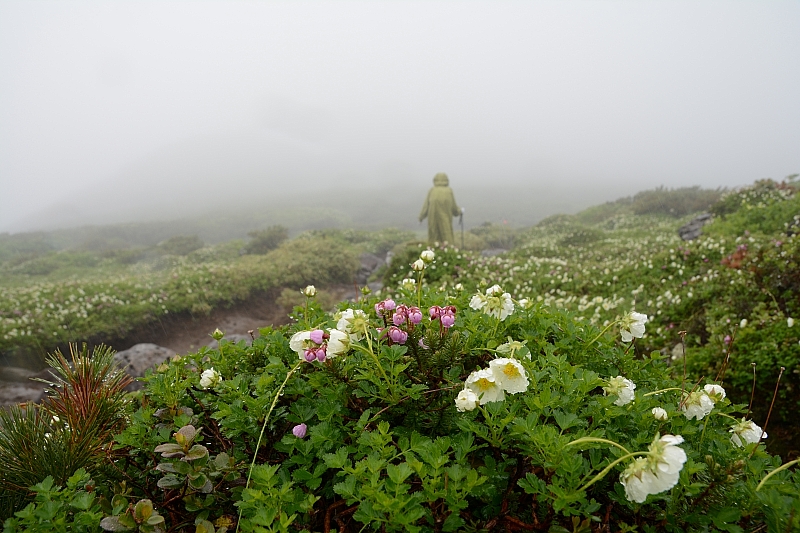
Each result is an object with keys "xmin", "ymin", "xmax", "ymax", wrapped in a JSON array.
[
  {"xmin": 156, "ymin": 235, "xmax": 204, "ymax": 256},
  {"xmin": 631, "ymin": 186, "xmax": 723, "ymax": 217},
  {"xmin": 2, "ymin": 470, "xmax": 104, "ymax": 532},
  {"xmin": 103, "ymin": 285, "xmax": 799, "ymax": 531},
  {"xmin": 243, "ymin": 226, "xmax": 289, "ymax": 255},
  {"xmin": 470, "ymin": 222, "xmax": 518, "ymax": 249},
  {"xmin": 0, "ymin": 344, "xmax": 131, "ymax": 518}
]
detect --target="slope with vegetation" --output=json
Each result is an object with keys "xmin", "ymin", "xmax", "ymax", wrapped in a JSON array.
[{"xmin": 0, "ymin": 180, "xmax": 798, "ymax": 531}]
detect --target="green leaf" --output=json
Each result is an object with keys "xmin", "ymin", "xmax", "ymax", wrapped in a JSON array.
[
  {"xmin": 553, "ymin": 410, "xmax": 579, "ymax": 431},
  {"xmin": 323, "ymin": 447, "xmax": 350, "ymax": 469},
  {"xmin": 185, "ymin": 444, "xmax": 209, "ymax": 461},
  {"xmin": 133, "ymin": 499, "xmax": 154, "ymax": 521},
  {"xmin": 100, "ymin": 516, "xmax": 134, "ymax": 532},
  {"xmin": 386, "ymin": 463, "xmax": 414, "ymax": 485},
  {"xmin": 157, "ymin": 475, "xmax": 184, "ymax": 490}
]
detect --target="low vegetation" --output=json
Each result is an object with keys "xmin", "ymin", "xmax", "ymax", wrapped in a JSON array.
[{"xmin": 1, "ymin": 180, "xmax": 798, "ymax": 530}]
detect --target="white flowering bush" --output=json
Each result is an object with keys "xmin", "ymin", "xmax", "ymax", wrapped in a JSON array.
[{"xmin": 14, "ymin": 283, "xmax": 786, "ymax": 532}]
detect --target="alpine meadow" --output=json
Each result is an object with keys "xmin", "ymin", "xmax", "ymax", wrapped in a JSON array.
[{"xmin": 0, "ymin": 178, "xmax": 799, "ymax": 532}]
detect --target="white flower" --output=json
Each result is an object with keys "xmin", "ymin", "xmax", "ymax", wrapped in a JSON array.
[
  {"xmin": 455, "ymin": 389, "xmax": 479, "ymax": 412},
  {"xmin": 651, "ymin": 407, "xmax": 668, "ymax": 421},
  {"xmin": 740, "ymin": 318, "xmax": 748, "ymax": 328},
  {"xmin": 486, "ymin": 284, "xmax": 503, "ymax": 296},
  {"xmin": 703, "ymin": 384, "xmax": 726, "ymax": 402},
  {"xmin": 603, "ymin": 376, "xmax": 636, "ymax": 406},
  {"xmin": 788, "ymin": 317, "xmax": 795, "ymax": 328},
  {"xmin": 619, "ymin": 311, "xmax": 648, "ymax": 342},
  {"xmin": 465, "ymin": 368, "xmax": 505, "ymax": 404},
  {"xmin": 401, "ymin": 278, "xmax": 417, "ymax": 290},
  {"xmin": 454, "ymin": 283, "xmax": 464, "ymax": 291},
  {"xmin": 412, "ymin": 259, "xmax": 426, "ymax": 271},
  {"xmin": 289, "ymin": 330, "xmax": 312, "ymax": 357},
  {"xmin": 326, "ymin": 329, "xmax": 350, "ymax": 358},
  {"xmin": 336, "ymin": 309, "xmax": 369, "ymax": 341},
  {"xmin": 199, "ymin": 367, "xmax": 222, "ymax": 389},
  {"xmin": 729, "ymin": 418, "xmax": 766, "ymax": 447},
  {"xmin": 681, "ymin": 390, "xmax": 716, "ymax": 420},
  {"xmin": 420, "ymin": 249, "xmax": 435, "ymax": 263},
  {"xmin": 302, "ymin": 285, "xmax": 317, "ymax": 297},
  {"xmin": 489, "ymin": 358, "xmax": 529, "ymax": 394},
  {"xmin": 620, "ymin": 434, "xmax": 687, "ymax": 503},
  {"xmin": 469, "ymin": 285, "xmax": 515, "ymax": 321}
]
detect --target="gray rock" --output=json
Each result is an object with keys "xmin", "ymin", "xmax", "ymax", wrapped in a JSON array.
[
  {"xmin": 678, "ymin": 213, "xmax": 713, "ymax": 241},
  {"xmin": 356, "ymin": 253, "xmax": 385, "ymax": 285},
  {"xmin": 0, "ymin": 381, "xmax": 46, "ymax": 406},
  {"xmin": 114, "ymin": 343, "xmax": 176, "ymax": 390},
  {"xmin": 0, "ymin": 366, "xmax": 38, "ymax": 383}
]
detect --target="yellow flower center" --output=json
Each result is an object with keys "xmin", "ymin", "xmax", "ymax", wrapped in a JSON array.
[
  {"xmin": 475, "ymin": 378, "xmax": 493, "ymax": 391},
  {"xmin": 502, "ymin": 363, "xmax": 521, "ymax": 378}
]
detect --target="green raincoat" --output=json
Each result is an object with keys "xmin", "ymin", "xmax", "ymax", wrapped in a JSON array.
[{"xmin": 419, "ymin": 173, "xmax": 461, "ymax": 244}]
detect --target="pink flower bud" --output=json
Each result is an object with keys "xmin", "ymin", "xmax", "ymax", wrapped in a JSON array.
[
  {"xmin": 310, "ymin": 329, "xmax": 324, "ymax": 344},
  {"xmin": 374, "ymin": 302, "xmax": 385, "ymax": 316},
  {"xmin": 304, "ymin": 350, "xmax": 317, "ymax": 362},
  {"xmin": 383, "ymin": 299, "xmax": 396, "ymax": 311},
  {"xmin": 723, "ymin": 335, "xmax": 731, "ymax": 345},
  {"xmin": 408, "ymin": 307, "xmax": 422, "ymax": 324},
  {"xmin": 392, "ymin": 311, "xmax": 407, "ymax": 326},
  {"xmin": 388, "ymin": 326, "xmax": 408, "ymax": 344},
  {"xmin": 292, "ymin": 424, "xmax": 308, "ymax": 438},
  {"xmin": 316, "ymin": 347, "xmax": 327, "ymax": 362},
  {"xmin": 429, "ymin": 306, "xmax": 442, "ymax": 320},
  {"xmin": 441, "ymin": 314, "xmax": 455, "ymax": 328}
]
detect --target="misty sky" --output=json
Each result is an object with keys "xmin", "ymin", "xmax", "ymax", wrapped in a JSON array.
[{"xmin": 1, "ymin": 1, "xmax": 799, "ymax": 233}]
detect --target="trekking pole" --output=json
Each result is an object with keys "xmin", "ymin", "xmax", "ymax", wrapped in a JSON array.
[{"xmin": 460, "ymin": 208, "xmax": 465, "ymax": 249}]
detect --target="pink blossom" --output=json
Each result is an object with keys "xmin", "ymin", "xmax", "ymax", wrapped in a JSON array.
[
  {"xmin": 388, "ymin": 326, "xmax": 408, "ymax": 344},
  {"xmin": 315, "ymin": 346, "xmax": 327, "ymax": 362},
  {"xmin": 292, "ymin": 424, "xmax": 308, "ymax": 438},
  {"xmin": 393, "ymin": 310, "xmax": 407, "ymax": 326},
  {"xmin": 441, "ymin": 314, "xmax": 455, "ymax": 328},
  {"xmin": 310, "ymin": 329, "xmax": 324, "ymax": 344},
  {"xmin": 407, "ymin": 307, "xmax": 423, "ymax": 324}
]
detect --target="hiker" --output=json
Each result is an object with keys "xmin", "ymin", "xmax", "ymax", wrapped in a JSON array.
[{"xmin": 419, "ymin": 172, "xmax": 461, "ymax": 244}]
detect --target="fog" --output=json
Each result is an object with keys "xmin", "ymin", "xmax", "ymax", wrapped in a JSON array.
[{"xmin": 1, "ymin": 1, "xmax": 799, "ymax": 235}]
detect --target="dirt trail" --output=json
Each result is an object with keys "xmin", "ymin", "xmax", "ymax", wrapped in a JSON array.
[{"xmin": 116, "ymin": 285, "xmax": 357, "ymax": 355}]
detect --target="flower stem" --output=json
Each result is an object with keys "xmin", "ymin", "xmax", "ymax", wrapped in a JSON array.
[
  {"xmin": 353, "ymin": 341, "xmax": 395, "ymax": 402},
  {"xmin": 417, "ymin": 271, "xmax": 424, "ymax": 308},
  {"xmin": 237, "ymin": 359, "xmax": 303, "ymax": 533},
  {"xmin": 642, "ymin": 387, "xmax": 685, "ymax": 397},
  {"xmin": 586, "ymin": 320, "xmax": 619, "ymax": 347},
  {"xmin": 756, "ymin": 459, "xmax": 800, "ymax": 491},
  {"xmin": 565, "ymin": 436, "xmax": 632, "ymax": 456},
  {"xmin": 575, "ymin": 451, "xmax": 649, "ymax": 493}
]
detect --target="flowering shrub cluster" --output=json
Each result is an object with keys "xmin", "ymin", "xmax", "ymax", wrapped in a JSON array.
[
  {"xmin": 0, "ymin": 233, "xmax": 360, "ymax": 357},
  {"xmin": 7, "ymin": 272, "xmax": 799, "ymax": 531},
  {"xmin": 376, "ymin": 179, "xmax": 799, "ymax": 455}
]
